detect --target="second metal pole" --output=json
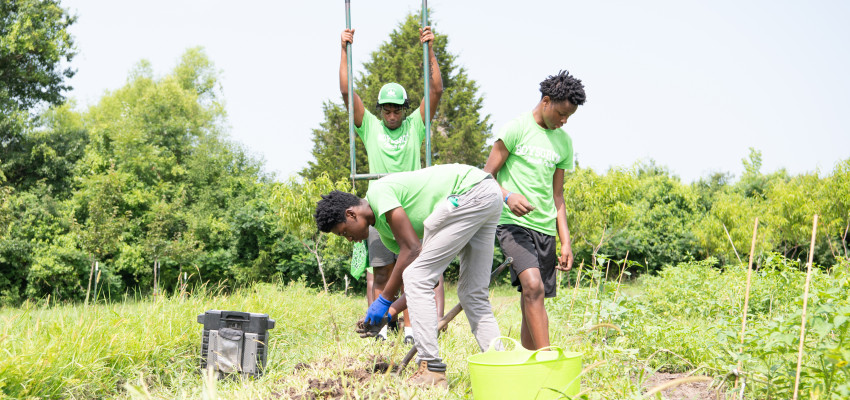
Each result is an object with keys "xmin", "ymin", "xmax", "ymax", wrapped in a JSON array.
[
  {"xmin": 345, "ymin": 0, "xmax": 356, "ymax": 187},
  {"xmin": 421, "ymin": 0, "xmax": 431, "ymax": 167}
]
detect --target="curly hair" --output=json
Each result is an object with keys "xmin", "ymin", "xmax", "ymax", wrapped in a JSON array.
[
  {"xmin": 539, "ymin": 70, "xmax": 586, "ymax": 106},
  {"xmin": 314, "ymin": 190, "xmax": 361, "ymax": 233}
]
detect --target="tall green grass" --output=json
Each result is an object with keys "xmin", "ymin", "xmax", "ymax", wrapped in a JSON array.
[
  {"xmin": 3, "ymin": 257, "xmax": 847, "ymax": 399},
  {"xmin": 0, "ymin": 282, "xmax": 526, "ymax": 399}
]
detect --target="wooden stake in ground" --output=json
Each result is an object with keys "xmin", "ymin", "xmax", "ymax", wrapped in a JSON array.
[
  {"xmin": 595, "ymin": 259, "xmax": 609, "ymax": 302},
  {"xmin": 792, "ymin": 214, "xmax": 818, "ymax": 400},
  {"xmin": 568, "ymin": 261, "xmax": 585, "ymax": 318},
  {"xmin": 614, "ymin": 251, "xmax": 630, "ymax": 302},
  {"xmin": 737, "ymin": 218, "xmax": 758, "ymax": 385},
  {"xmin": 85, "ymin": 258, "xmax": 96, "ymax": 306},
  {"xmin": 582, "ymin": 262, "xmax": 598, "ymax": 326},
  {"xmin": 153, "ymin": 259, "xmax": 159, "ymax": 298},
  {"xmin": 723, "ymin": 223, "xmax": 743, "ymax": 264}
]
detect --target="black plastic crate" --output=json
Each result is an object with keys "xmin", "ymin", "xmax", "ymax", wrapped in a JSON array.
[{"xmin": 198, "ymin": 310, "xmax": 276, "ymax": 378}]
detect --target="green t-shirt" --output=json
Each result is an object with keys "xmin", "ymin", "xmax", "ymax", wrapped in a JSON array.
[
  {"xmin": 496, "ymin": 112, "xmax": 574, "ymax": 236},
  {"xmin": 354, "ymin": 107, "xmax": 426, "ymax": 174},
  {"xmin": 365, "ymin": 164, "xmax": 490, "ymax": 253}
]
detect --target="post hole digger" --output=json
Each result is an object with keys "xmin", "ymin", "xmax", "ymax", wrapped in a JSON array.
[
  {"xmin": 332, "ymin": 0, "xmax": 508, "ymax": 386},
  {"xmin": 356, "ymin": 257, "xmax": 513, "ymax": 371}
]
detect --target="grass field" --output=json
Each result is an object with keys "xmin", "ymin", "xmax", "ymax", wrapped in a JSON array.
[{"xmin": 2, "ymin": 258, "xmax": 848, "ymax": 399}]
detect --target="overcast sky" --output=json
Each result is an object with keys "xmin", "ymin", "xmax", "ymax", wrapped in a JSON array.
[{"xmin": 63, "ymin": 0, "xmax": 850, "ymax": 183}]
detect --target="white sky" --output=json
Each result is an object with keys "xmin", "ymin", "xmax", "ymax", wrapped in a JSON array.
[{"xmin": 63, "ymin": 0, "xmax": 850, "ymax": 183}]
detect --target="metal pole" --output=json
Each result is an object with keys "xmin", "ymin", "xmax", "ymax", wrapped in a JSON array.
[
  {"xmin": 345, "ymin": 0, "xmax": 356, "ymax": 187},
  {"xmin": 421, "ymin": 0, "xmax": 431, "ymax": 167}
]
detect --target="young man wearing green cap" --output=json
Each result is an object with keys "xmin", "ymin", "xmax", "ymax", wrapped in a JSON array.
[
  {"xmin": 483, "ymin": 70, "xmax": 586, "ymax": 350},
  {"xmin": 339, "ymin": 26, "xmax": 445, "ymax": 342},
  {"xmin": 315, "ymin": 164, "xmax": 503, "ymax": 388}
]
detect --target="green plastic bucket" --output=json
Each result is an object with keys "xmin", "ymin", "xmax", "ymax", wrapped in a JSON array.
[{"xmin": 468, "ymin": 337, "xmax": 582, "ymax": 399}]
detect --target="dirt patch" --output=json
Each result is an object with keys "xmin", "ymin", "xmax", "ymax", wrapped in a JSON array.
[
  {"xmin": 643, "ymin": 372, "xmax": 726, "ymax": 400},
  {"xmin": 275, "ymin": 356, "xmax": 398, "ymax": 399}
]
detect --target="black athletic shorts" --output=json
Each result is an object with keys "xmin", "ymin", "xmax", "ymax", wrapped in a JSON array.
[{"xmin": 496, "ymin": 224, "xmax": 557, "ymax": 298}]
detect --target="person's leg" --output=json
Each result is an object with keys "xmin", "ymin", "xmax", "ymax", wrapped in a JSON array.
[
  {"xmin": 368, "ymin": 225, "xmax": 399, "ymax": 300},
  {"xmin": 403, "ymin": 244, "xmax": 457, "ymax": 363},
  {"xmin": 497, "ymin": 224, "xmax": 555, "ymax": 350},
  {"xmin": 455, "ymin": 178, "xmax": 503, "ymax": 352},
  {"xmin": 368, "ymin": 226, "xmax": 399, "ymax": 338},
  {"xmin": 406, "ymin": 178, "xmax": 499, "ymax": 364},
  {"xmin": 366, "ymin": 269, "xmax": 374, "ymax": 306},
  {"xmin": 404, "ymin": 278, "xmax": 442, "ymax": 344},
  {"xmin": 371, "ymin": 262, "xmax": 395, "ymax": 300},
  {"xmin": 518, "ymin": 267, "xmax": 548, "ymax": 350}
]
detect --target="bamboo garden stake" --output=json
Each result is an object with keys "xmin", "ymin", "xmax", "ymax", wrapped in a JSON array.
[
  {"xmin": 736, "ymin": 218, "xmax": 758, "ymax": 387},
  {"xmin": 792, "ymin": 214, "xmax": 818, "ymax": 400},
  {"xmin": 568, "ymin": 261, "xmax": 584, "ymax": 318},
  {"xmin": 614, "ymin": 250, "xmax": 630, "ymax": 302},
  {"xmin": 723, "ymin": 223, "xmax": 743, "ymax": 264}
]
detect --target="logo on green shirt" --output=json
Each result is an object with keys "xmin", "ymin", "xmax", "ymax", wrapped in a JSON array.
[{"xmin": 515, "ymin": 144, "xmax": 561, "ymax": 168}]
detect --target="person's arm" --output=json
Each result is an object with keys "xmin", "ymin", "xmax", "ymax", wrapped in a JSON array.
[
  {"xmin": 419, "ymin": 26, "xmax": 443, "ymax": 122},
  {"xmin": 483, "ymin": 140, "xmax": 534, "ymax": 216},
  {"xmin": 340, "ymin": 29, "xmax": 365, "ymax": 128},
  {"xmin": 363, "ymin": 206, "xmax": 420, "ymax": 324},
  {"xmin": 553, "ymin": 168, "xmax": 573, "ymax": 271},
  {"xmin": 380, "ymin": 207, "xmax": 421, "ymax": 301}
]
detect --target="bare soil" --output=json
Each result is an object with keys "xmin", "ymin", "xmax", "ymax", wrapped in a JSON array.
[
  {"xmin": 275, "ymin": 356, "xmax": 398, "ymax": 400},
  {"xmin": 643, "ymin": 372, "xmax": 728, "ymax": 400}
]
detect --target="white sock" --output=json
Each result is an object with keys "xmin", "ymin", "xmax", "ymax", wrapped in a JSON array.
[
  {"xmin": 378, "ymin": 325, "xmax": 388, "ymax": 338},
  {"xmin": 404, "ymin": 326, "xmax": 413, "ymax": 337}
]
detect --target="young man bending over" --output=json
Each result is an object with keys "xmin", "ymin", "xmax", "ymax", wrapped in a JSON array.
[{"xmin": 315, "ymin": 164, "xmax": 502, "ymax": 388}]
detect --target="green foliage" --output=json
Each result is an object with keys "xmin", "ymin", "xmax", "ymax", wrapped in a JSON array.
[
  {"xmin": 562, "ymin": 166, "xmax": 636, "ymax": 264},
  {"xmin": 271, "ymin": 175, "xmax": 353, "ymax": 291},
  {"xmin": 0, "ymin": 0, "xmax": 76, "ymax": 117},
  {"xmin": 0, "ymin": 103, "xmax": 88, "ymax": 197},
  {"xmin": 0, "ymin": 171, "xmax": 10, "ymax": 237},
  {"xmin": 302, "ymin": 13, "xmax": 492, "ymax": 192},
  {"xmin": 609, "ymin": 162, "xmax": 701, "ymax": 268},
  {"xmin": 561, "ymin": 153, "xmax": 849, "ymax": 274},
  {"xmin": 545, "ymin": 256, "xmax": 850, "ymax": 398},
  {"xmin": 0, "ymin": 47, "xmax": 349, "ymax": 303}
]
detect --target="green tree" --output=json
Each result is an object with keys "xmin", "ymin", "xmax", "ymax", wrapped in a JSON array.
[
  {"xmin": 272, "ymin": 174, "xmax": 350, "ymax": 292},
  {"xmin": 823, "ymin": 159, "xmax": 850, "ymax": 259},
  {"xmin": 563, "ymin": 166, "xmax": 636, "ymax": 266},
  {"xmin": 302, "ymin": 13, "xmax": 492, "ymax": 190},
  {"xmin": 610, "ymin": 163, "xmax": 701, "ymax": 270},
  {"xmin": 0, "ymin": 170, "xmax": 10, "ymax": 235},
  {"xmin": 0, "ymin": 0, "xmax": 76, "ymax": 116},
  {"xmin": 71, "ymin": 166, "xmax": 131, "ymax": 304},
  {"xmin": 0, "ymin": 103, "xmax": 88, "ymax": 197}
]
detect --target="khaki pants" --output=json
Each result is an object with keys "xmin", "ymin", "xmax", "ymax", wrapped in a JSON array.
[{"xmin": 402, "ymin": 177, "xmax": 503, "ymax": 364}]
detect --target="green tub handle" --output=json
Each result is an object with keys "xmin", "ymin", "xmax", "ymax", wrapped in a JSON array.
[
  {"xmin": 526, "ymin": 345, "xmax": 566, "ymax": 363},
  {"xmin": 486, "ymin": 336, "xmax": 522, "ymax": 352}
]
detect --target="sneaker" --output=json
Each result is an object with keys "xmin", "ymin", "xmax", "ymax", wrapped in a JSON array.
[
  {"xmin": 408, "ymin": 361, "xmax": 448, "ymax": 389},
  {"xmin": 404, "ymin": 335, "xmax": 415, "ymax": 345}
]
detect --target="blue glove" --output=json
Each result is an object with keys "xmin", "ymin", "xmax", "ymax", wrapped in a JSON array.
[{"xmin": 366, "ymin": 294, "xmax": 393, "ymax": 325}]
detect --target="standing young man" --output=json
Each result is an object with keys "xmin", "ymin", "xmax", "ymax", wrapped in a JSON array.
[
  {"xmin": 483, "ymin": 70, "xmax": 586, "ymax": 350},
  {"xmin": 339, "ymin": 26, "xmax": 446, "ymax": 341},
  {"xmin": 315, "ymin": 164, "xmax": 503, "ymax": 388}
]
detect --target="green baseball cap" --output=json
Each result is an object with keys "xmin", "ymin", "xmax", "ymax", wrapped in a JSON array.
[{"xmin": 377, "ymin": 83, "xmax": 408, "ymax": 105}]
